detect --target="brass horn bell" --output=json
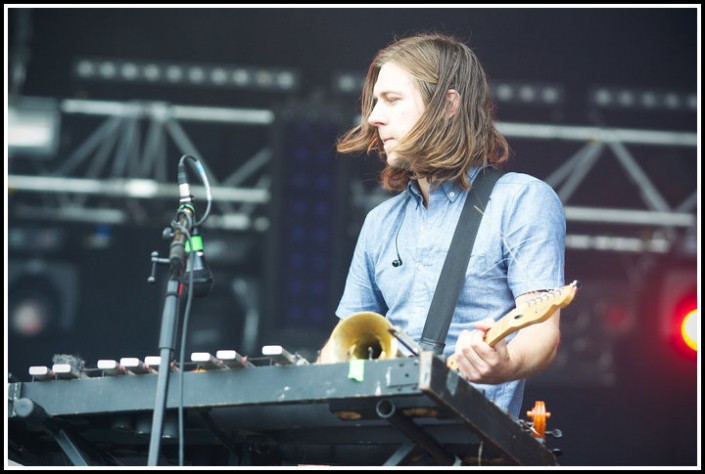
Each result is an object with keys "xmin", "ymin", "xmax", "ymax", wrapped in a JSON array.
[{"xmin": 326, "ymin": 311, "xmax": 400, "ymax": 363}]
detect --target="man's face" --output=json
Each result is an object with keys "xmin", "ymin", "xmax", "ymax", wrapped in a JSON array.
[{"xmin": 368, "ymin": 62, "xmax": 426, "ymax": 168}]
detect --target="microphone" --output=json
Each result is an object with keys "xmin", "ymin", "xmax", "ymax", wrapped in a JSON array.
[
  {"xmin": 168, "ymin": 157, "xmax": 196, "ymax": 271},
  {"xmin": 168, "ymin": 204, "xmax": 193, "ymax": 271},
  {"xmin": 173, "ymin": 154, "xmax": 213, "ymax": 295},
  {"xmin": 177, "ymin": 159, "xmax": 192, "ymax": 207},
  {"xmin": 181, "ymin": 226, "xmax": 214, "ymax": 298}
]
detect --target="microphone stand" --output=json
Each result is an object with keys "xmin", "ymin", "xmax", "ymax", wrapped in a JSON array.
[{"xmin": 146, "ymin": 207, "xmax": 193, "ymax": 466}]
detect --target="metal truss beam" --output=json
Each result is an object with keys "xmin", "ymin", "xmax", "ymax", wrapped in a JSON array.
[
  {"xmin": 496, "ymin": 121, "xmax": 697, "ymax": 147},
  {"xmin": 8, "ymin": 175, "xmax": 269, "ymax": 203},
  {"xmin": 8, "ymin": 99, "xmax": 697, "ymax": 254}
]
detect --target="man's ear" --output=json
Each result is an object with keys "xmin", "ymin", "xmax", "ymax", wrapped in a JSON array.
[{"xmin": 445, "ymin": 89, "xmax": 460, "ymax": 118}]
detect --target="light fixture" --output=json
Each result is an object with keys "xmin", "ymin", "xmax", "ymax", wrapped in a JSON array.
[
  {"xmin": 331, "ymin": 71, "xmax": 366, "ymax": 95},
  {"xmin": 490, "ymin": 81, "xmax": 566, "ymax": 107},
  {"xmin": 589, "ymin": 86, "xmax": 696, "ymax": 112},
  {"xmin": 7, "ymin": 97, "xmax": 61, "ymax": 158},
  {"xmin": 73, "ymin": 57, "xmax": 300, "ymax": 92}
]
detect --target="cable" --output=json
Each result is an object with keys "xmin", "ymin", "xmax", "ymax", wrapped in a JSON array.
[
  {"xmin": 171, "ymin": 224, "xmax": 194, "ymax": 467},
  {"xmin": 392, "ymin": 195, "xmax": 411, "ymax": 268},
  {"xmin": 178, "ymin": 155, "xmax": 213, "ymax": 226}
]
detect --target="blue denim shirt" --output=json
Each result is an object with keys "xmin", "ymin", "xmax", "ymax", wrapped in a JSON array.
[{"xmin": 336, "ymin": 169, "xmax": 566, "ymax": 417}]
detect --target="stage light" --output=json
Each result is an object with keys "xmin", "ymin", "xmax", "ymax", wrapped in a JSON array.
[
  {"xmin": 490, "ymin": 81, "xmax": 566, "ymax": 107},
  {"xmin": 9, "ymin": 291, "xmax": 55, "ymax": 337},
  {"xmin": 668, "ymin": 290, "xmax": 698, "ymax": 356},
  {"xmin": 680, "ymin": 309, "xmax": 698, "ymax": 351},
  {"xmin": 8, "ymin": 259, "xmax": 80, "ymax": 337},
  {"xmin": 7, "ymin": 97, "xmax": 61, "ymax": 158},
  {"xmin": 73, "ymin": 57, "xmax": 300, "ymax": 92},
  {"xmin": 658, "ymin": 268, "xmax": 698, "ymax": 358},
  {"xmin": 589, "ymin": 86, "xmax": 696, "ymax": 112},
  {"xmin": 331, "ymin": 71, "xmax": 365, "ymax": 95}
]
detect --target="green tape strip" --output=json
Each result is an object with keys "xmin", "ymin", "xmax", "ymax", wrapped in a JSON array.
[{"xmin": 347, "ymin": 359, "xmax": 365, "ymax": 382}]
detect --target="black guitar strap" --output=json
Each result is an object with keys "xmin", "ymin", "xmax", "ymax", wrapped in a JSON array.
[{"xmin": 418, "ymin": 167, "xmax": 505, "ymax": 354}]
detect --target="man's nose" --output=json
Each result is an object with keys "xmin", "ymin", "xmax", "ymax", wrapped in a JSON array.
[{"xmin": 368, "ymin": 103, "xmax": 386, "ymax": 126}]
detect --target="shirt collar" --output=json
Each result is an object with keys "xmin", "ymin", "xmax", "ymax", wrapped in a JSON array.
[
  {"xmin": 438, "ymin": 179, "xmax": 463, "ymax": 203},
  {"xmin": 406, "ymin": 167, "xmax": 482, "ymax": 204}
]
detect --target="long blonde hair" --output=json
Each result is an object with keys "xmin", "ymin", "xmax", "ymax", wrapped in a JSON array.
[{"xmin": 336, "ymin": 33, "xmax": 509, "ymax": 191}]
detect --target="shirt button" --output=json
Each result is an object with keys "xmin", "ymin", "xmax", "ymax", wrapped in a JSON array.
[
  {"xmin": 416, "ymin": 263, "xmax": 423, "ymax": 271},
  {"xmin": 449, "ymin": 191, "xmax": 455, "ymax": 198},
  {"xmin": 420, "ymin": 225, "xmax": 426, "ymax": 232}
]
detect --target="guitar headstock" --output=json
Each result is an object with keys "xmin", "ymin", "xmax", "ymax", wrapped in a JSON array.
[
  {"xmin": 446, "ymin": 280, "xmax": 581, "ymax": 370},
  {"xmin": 481, "ymin": 280, "xmax": 581, "ymax": 347},
  {"xmin": 504, "ymin": 280, "xmax": 581, "ymax": 333}
]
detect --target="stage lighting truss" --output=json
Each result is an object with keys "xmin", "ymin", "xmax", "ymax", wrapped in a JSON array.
[
  {"xmin": 7, "ymin": 92, "xmax": 697, "ymax": 257},
  {"xmin": 8, "ymin": 98, "xmax": 275, "ymax": 232}
]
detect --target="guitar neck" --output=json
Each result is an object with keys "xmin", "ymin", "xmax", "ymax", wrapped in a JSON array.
[{"xmin": 483, "ymin": 308, "xmax": 524, "ymax": 347}]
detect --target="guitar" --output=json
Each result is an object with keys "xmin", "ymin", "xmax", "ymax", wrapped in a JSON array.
[{"xmin": 446, "ymin": 280, "xmax": 581, "ymax": 371}]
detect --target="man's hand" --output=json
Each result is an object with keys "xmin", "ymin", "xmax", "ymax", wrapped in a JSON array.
[{"xmin": 453, "ymin": 318, "xmax": 516, "ymax": 384}]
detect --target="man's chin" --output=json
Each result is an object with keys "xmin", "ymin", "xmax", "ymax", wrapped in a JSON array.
[
  {"xmin": 387, "ymin": 156, "xmax": 411, "ymax": 171},
  {"xmin": 386, "ymin": 153, "xmax": 402, "ymax": 168}
]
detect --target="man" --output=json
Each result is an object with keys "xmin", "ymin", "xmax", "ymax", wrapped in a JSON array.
[{"xmin": 318, "ymin": 33, "xmax": 565, "ymax": 418}]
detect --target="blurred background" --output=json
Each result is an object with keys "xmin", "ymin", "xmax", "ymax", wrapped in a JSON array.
[{"xmin": 6, "ymin": 6, "xmax": 699, "ymax": 467}]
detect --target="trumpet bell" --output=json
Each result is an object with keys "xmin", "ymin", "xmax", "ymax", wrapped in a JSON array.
[{"xmin": 326, "ymin": 311, "xmax": 399, "ymax": 363}]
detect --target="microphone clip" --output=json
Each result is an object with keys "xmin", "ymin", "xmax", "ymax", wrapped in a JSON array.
[
  {"xmin": 181, "ymin": 225, "xmax": 214, "ymax": 298},
  {"xmin": 167, "ymin": 203, "xmax": 196, "ymax": 273}
]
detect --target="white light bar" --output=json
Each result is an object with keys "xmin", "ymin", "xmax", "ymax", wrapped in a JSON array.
[
  {"xmin": 74, "ymin": 58, "xmax": 300, "ymax": 92},
  {"xmin": 564, "ymin": 206, "xmax": 695, "ymax": 227},
  {"xmin": 566, "ymin": 234, "xmax": 671, "ymax": 253},
  {"xmin": 7, "ymin": 175, "xmax": 270, "ymax": 204},
  {"xmin": 491, "ymin": 81, "xmax": 566, "ymax": 107},
  {"xmin": 60, "ymin": 99, "xmax": 275, "ymax": 125},
  {"xmin": 589, "ymin": 86, "xmax": 696, "ymax": 112}
]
